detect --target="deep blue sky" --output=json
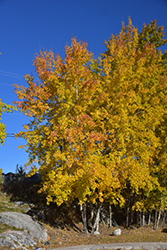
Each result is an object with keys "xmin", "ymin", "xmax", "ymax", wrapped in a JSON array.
[{"xmin": 0, "ymin": 0, "xmax": 167, "ymax": 174}]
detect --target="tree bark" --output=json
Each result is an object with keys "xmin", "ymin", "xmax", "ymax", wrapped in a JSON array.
[
  {"xmin": 148, "ymin": 211, "xmax": 152, "ymax": 226},
  {"xmin": 130, "ymin": 210, "xmax": 134, "ymax": 226},
  {"xmin": 161, "ymin": 210, "xmax": 166, "ymax": 227},
  {"xmin": 156, "ymin": 208, "xmax": 161, "ymax": 230},
  {"xmin": 126, "ymin": 206, "xmax": 130, "ymax": 228},
  {"xmin": 154, "ymin": 209, "xmax": 158, "ymax": 230},
  {"xmin": 90, "ymin": 202, "xmax": 94, "ymax": 227},
  {"xmin": 136, "ymin": 211, "xmax": 139, "ymax": 227},
  {"xmin": 91, "ymin": 202, "xmax": 102, "ymax": 234},
  {"xmin": 109, "ymin": 204, "xmax": 112, "ymax": 228},
  {"xmin": 80, "ymin": 203, "xmax": 88, "ymax": 234},
  {"xmin": 139, "ymin": 211, "xmax": 142, "ymax": 226},
  {"xmin": 142, "ymin": 211, "xmax": 145, "ymax": 226}
]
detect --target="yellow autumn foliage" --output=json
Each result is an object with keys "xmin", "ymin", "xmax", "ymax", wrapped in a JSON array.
[{"xmin": 14, "ymin": 19, "xmax": 167, "ymax": 215}]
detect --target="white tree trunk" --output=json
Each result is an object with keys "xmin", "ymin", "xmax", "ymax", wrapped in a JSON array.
[
  {"xmin": 90, "ymin": 202, "xmax": 94, "ymax": 226},
  {"xmin": 142, "ymin": 211, "xmax": 145, "ymax": 226},
  {"xmin": 109, "ymin": 204, "xmax": 112, "ymax": 228},
  {"xmin": 161, "ymin": 210, "xmax": 166, "ymax": 227},
  {"xmin": 91, "ymin": 202, "xmax": 102, "ymax": 234},
  {"xmin": 156, "ymin": 208, "xmax": 161, "ymax": 230},
  {"xmin": 154, "ymin": 209, "xmax": 158, "ymax": 230},
  {"xmin": 80, "ymin": 203, "xmax": 88, "ymax": 234},
  {"xmin": 126, "ymin": 206, "xmax": 130, "ymax": 228},
  {"xmin": 148, "ymin": 211, "xmax": 152, "ymax": 226}
]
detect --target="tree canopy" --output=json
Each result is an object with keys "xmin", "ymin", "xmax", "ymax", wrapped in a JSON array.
[{"xmin": 14, "ymin": 18, "xmax": 167, "ymax": 232}]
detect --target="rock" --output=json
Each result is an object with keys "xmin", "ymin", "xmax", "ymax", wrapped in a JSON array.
[
  {"xmin": 0, "ymin": 230, "xmax": 37, "ymax": 249},
  {"xmin": 0, "ymin": 236, "xmax": 18, "ymax": 249},
  {"xmin": 13, "ymin": 201, "xmax": 26, "ymax": 206},
  {"xmin": 113, "ymin": 228, "xmax": 121, "ymax": 236},
  {"xmin": 94, "ymin": 231, "xmax": 100, "ymax": 235},
  {"xmin": 0, "ymin": 212, "xmax": 47, "ymax": 241},
  {"xmin": 12, "ymin": 201, "xmax": 32, "ymax": 213}
]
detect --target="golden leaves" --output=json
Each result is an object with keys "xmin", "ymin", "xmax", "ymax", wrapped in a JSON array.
[
  {"xmin": 14, "ymin": 19, "xmax": 167, "ymax": 212},
  {"xmin": 0, "ymin": 99, "xmax": 16, "ymax": 145}
]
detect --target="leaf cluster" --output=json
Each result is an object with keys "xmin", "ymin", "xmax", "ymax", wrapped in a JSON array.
[{"xmin": 0, "ymin": 99, "xmax": 16, "ymax": 145}]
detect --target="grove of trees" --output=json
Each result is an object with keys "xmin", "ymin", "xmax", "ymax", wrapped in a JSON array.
[{"xmin": 14, "ymin": 18, "xmax": 167, "ymax": 233}]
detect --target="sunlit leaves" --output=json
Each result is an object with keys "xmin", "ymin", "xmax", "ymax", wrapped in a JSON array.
[
  {"xmin": 15, "ymin": 37, "xmax": 118, "ymax": 208},
  {"xmin": 99, "ymin": 18, "xmax": 167, "ymax": 210},
  {"xmin": 0, "ymin": 99, "xmax": 16, "ymax": 145},
  {"xmin": 14, "ymin": 19, "xmax": 167, "ymax": 215}
]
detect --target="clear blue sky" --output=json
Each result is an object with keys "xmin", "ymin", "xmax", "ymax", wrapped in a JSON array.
[{"xmin": 0, "ymin": 0, "xmax": 167, "ymax": 174}]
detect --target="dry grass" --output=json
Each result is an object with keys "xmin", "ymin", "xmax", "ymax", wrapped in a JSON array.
[{"xmin": 39, "ymin": 223, "xmax": 167, "ymax": 249}]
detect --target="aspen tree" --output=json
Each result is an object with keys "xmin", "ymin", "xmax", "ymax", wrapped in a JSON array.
[
  {"xmin": 98, "ymin": 18, "xmax": 167, "ymax": 221},
  {"xmin": 14, "ymin": 38, "xmax": 119, "ymax": 233}
]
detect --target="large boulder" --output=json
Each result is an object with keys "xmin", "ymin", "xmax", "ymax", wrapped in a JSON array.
[
  {"xmin": 0, "ymin": 230, "xmax": 37, "ymax": 249},
  {"xmin": 0, "ymin": 212, "xmax": 47, "ymax": 241}
]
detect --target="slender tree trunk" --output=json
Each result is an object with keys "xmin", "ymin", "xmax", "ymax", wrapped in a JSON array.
[
  {"xmin": 126, "ymin": 206, "xmax": 130, "ymax": 228},
  {"xmin": 90, "ymin": 202, "xmax": 94, "ymax": 227},
  {"xmin": 96, "ymin": 211, "xmax": 100, "ymax": 234},
  {"xmin": 136, "ymin": 211, "xmax": 139, "ymax": 227},
  {"xmin": 148, "ymin": 211, "xmax": 151, "ymax": 226},
  {"xmin": 91, "ymin": 202, "xmax": 102, "ymax": 234},
  {"xmin": 161, "ymin": 210, "xmax": 166, "ymax": 227},
  {"xmin": 156, "ymin": 208, "xmax": 161, "ymax": 230},
  {"xmin": 80, "ymin": 203, "xmax": 88, "ymax": 234},
  {"xmin": 109, "ymin": 204, "xmax": 112, "ymax": 228},
  {"xmin": 139, "ymin": 212, "xmax": 142, "ymax": 226},
  {"xmin": 130, "ymin": 210, "xmax": 134, "ymax": 226},
  {"xmin": 154, "ymin": 209, "xmax": 158, "ymax": 230},
  {"xmin": 142, "ymin": 211, "xmax": 145, "ymax": 226}
]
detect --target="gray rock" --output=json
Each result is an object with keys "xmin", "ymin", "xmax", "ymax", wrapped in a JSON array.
[
  {"xmin": 0, "ymin": 236, "xmax": 18, "ymax": 249},
  {"xmin": 0, "ymin": 211, "xmax": 47, "ymax": 241},
  {"xmin": 13, "ymin": 201, "xmax": 26, "ymax": 206},
  {"xmin": 113, "ymin": 228, "xmax": 121, "ymax": 236},
  {"xmin": 12, "ymin": 201, "xmax": 32, "ymax": 213},
  {"xmin": 0, "ymin": 230, "xmax": 37, "ymax": 249}
]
